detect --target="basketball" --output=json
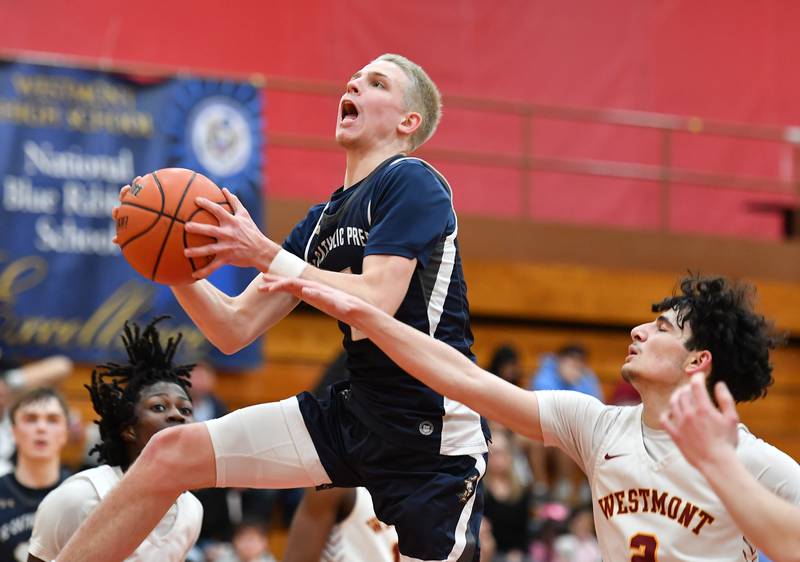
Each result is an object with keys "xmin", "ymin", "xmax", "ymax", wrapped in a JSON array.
[{"xmin": 115, "ymin": 168, "xmax": 233, "ymax": 285}]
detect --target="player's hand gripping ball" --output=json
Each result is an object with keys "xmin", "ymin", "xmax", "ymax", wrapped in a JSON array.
[{"xmin": 115, "ymin": 168, "xmax": 232, "ymax": 285}]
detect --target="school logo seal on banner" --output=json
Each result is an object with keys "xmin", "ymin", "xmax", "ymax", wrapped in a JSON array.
[
  {"xmin": 188, "ymin": 96, "xmax": 253, "ymax": 177},
  {"xmin": 165, "ymin": 79, "xmax": 263, "ymax": 205}
]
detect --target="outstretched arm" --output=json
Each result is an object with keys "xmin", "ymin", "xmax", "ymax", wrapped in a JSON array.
[
  {"xmin": 266, "ymin": 277, "xmax": 544, "ymax": 441},
  {"xmin": 662, "ymin": 373, "xmax": 800, "ymax": 562},
  {"xmin": 1, "ymin": 354, "xmax": 72, "ymax": 396}
]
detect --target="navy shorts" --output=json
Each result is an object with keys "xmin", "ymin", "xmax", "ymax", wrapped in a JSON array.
[{"xmin": 297, "ymin": 381, "xmax": 486, "ymax": 562}]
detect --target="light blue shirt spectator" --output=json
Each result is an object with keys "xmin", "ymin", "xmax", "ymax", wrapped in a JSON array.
[{"xmin": 530, "ymin": 347, "xmax": 603, "ymax": 401}]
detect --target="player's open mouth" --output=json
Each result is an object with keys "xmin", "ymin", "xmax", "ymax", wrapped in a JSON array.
[{"xmin": 341, "ymin": 100, "xmax": 359, "ymax": 122}]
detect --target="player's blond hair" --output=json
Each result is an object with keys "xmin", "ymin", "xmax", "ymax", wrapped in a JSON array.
[{"xmin": 376, "ymin": 53, "xmax": 442, "ymax": 152}]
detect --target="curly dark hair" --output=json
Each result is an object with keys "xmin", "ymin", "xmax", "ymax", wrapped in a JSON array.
[
  {"xmin": 652, "ymin": 275, "xmax": 783, "ymax": 403},
  {"xmin": 86, "ymin": 316, "xmax": 193, "ymax": 468}
]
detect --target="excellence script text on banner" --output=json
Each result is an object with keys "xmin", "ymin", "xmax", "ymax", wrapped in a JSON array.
[{"xmin": 0, "ymin": 60, "xmax": 264, "ymax": 369}]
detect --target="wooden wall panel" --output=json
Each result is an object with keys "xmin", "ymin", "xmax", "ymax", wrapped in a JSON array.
[
  {"xmin": 52, "ymin": 241, "xmax": 800, "ymax": 466},
  {"xmin": 464, "ymin": 260, "xmax": 800, "ymax": 335}
]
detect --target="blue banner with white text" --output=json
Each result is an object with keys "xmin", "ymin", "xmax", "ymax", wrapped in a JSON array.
[{"xmin": 0, "ymin": 60, "xmax": 264, "ymax": 368}]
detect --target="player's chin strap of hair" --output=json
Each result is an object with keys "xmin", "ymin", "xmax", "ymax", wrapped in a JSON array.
[{"xmin": 268, "ymin": 249, "xmax": 308, "ymax": 278}]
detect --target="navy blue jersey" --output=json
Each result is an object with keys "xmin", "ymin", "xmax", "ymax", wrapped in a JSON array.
[
  {"xmin": 0, "ymin": 471, "xmax": 67, "ymax": 562},
  {"xmin": 284, "ymin": 155, "xmax": 488, "ymax": 455}
]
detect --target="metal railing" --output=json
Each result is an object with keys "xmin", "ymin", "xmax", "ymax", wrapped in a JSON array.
[
  {"xmin": 265, "ymin": 76, "xmax": 800, "ymax": 234},
  {"xmin": 6, "ymin": 46, "xmax": 795, "ymax": 234}
]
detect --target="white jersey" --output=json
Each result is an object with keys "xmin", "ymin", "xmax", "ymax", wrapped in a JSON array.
[
  {"xmin": 28, "ymin": 465, "xmax": 202, "ymax": 562},
  {"xmin": 538, "ymin": 391, "xmax": 800, "ymax": 562},
  {"xmin": 322, "ymin": 487, "xmax": 398, "ymax": 562}
]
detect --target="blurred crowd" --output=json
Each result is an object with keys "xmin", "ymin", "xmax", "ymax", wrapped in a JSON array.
[{"xmin": 479, "ymin": 343, "xmax": 627, "ymax": 562}]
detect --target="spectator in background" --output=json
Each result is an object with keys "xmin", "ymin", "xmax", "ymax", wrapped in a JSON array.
[
  {"xmin": 0, "ymin": 354, "xmax": 73, "ymax": 476},
  {"xmin": 215, "ymin": 520, "xmax": 277, "ymax": 562},
  {"xmin": 194, "ymin": 486, "xmax": 278, "ymax": 557},
  {"xmin": 529, "ymin": 345, "xmax": 602, "ymax": 400},
  {"xmin": 608, "ymin": 380, "xmax": 640, "ymax": 406},
  {"xmin": 188, "ymin": 362, "xmax": 228, "ymax": 423},
  {"xmin": 487, "ymin": 346, "xmax": 541, "ymax": 491},
  {"xmin": 0, "ymin": 387, "xmax": 69, "ymax": 562},
  {"xmin": 528, "ymin": 344, "xmax": 600, "ymax": 504},
  {"xmin": 488, "ymin": 345, "xmax": 524, "ymax": 387},
  {"xmin": 553, "ymin": 504, "xmax": 600, "ymax": 562},
  {"xmin": 483, "ymin": 429, "xmax": 532, "ymax": 562},
  {"xmin": 528, "ymin": 503, "xmax": 568, "ymax": 562}
]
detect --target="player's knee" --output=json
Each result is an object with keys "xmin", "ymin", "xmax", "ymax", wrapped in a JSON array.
[{"xmin": 138, "ymin": 424, "xmax": 214, "ymax": 492}]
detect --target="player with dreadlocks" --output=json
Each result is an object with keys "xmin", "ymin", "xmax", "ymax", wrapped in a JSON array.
[{"xmin": 27, "ymin": 317, "xmax": 203, "ymax": 562}]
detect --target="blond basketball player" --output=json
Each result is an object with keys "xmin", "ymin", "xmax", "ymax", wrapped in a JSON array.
[
  {"xmin": 59, "ymin": 54, "xmax": 487, "ymax": 562},
  {"xmin": 265, "ymin": 274, "xmax": 800, "ymax": 562}
]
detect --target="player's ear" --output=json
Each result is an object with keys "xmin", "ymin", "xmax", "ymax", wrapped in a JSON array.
[
  {"xmin": 398, "ymin": 111, "xmax": 422, "ymax": 136},
  {"xmin": 687, "ymin": 350, "xmax": 712, "ymax": 375},
  {"xmin": 121, "ymin": 424, "xmax": 136, "ymax": 443}
]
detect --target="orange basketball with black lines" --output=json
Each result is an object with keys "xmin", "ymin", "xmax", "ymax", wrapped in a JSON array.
[{"xmin": 115, "ymin": 168, "xmax": 232, "ymax": 285}]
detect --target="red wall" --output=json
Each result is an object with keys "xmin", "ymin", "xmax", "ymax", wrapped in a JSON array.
[{"xmin": 3, "ymin": 0, "xmax": 799, "ymax": 239}]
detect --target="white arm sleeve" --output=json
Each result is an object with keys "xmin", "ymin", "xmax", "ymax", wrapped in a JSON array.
[
  {"xmin": 536, "ymin": 390, "xmax": 615, "ymax": 475},
  {"xmin": 28, "ymin": 478, "xmax": 99, "ymax": 560}
]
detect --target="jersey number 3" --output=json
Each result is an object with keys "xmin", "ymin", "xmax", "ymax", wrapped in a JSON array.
[{"xmin": 630, "ymin": 533, "xmax": 658, "ymax": 562}]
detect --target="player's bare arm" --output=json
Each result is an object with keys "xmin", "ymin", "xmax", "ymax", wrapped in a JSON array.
[
  {"xmin": 187, "ymin": 186, "xmax": 414, "ymax": 306},
  {"xmin": 9, "ymin": 355, "xmax": 72, "ymax": 389},
  {"xmin": 266, "ymin": 276, "xmax": 545, "ymax": 441},
  {"xmin": 283, "ymin": 488, "xmax": 352, "ymax": 562},
  {"xmin": 191, "ymin": 185, "xmax": 416, "ymax": 313},
  {"xmin": 172, "ymin": 253, "xmax": 413, "ymax": 354},
  {"xmin": 662, "ymin": 374, "xmax": 800, "ymax": 562},
  {"xmin": 295, "ymin": 253, "xmax": 416, "ymax": 315},
  {"xmin": 172, "ymin": 276, "xmax": 299, "ymax": 354}
]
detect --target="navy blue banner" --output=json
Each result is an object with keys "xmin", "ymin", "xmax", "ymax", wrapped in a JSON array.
[{"xmin": 0, "ymin": 60, "xmax": 264, "ymax": 369}]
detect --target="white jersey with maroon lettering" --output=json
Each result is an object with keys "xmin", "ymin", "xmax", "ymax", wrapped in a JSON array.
[
  {"xmin": 322, "ymin": 487, "xmax": 399, "ymax": 562},
  {"xmin": 537, "ymin": 390, "xmax": 800, "ymax": 562}
]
